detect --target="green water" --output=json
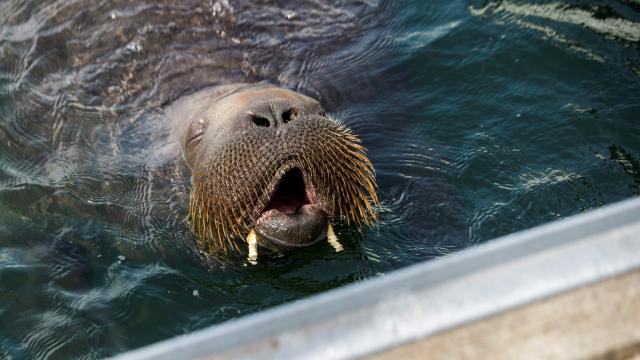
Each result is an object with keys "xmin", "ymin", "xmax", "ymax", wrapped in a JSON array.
[{"xmin": 1, "ymin": 0, "xmax": 639, "ymax": 358}]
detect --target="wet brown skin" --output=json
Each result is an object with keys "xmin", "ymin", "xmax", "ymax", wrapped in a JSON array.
[{"xmin": 167, "ymin": 83, "xmax": 379, "ymax": 254}]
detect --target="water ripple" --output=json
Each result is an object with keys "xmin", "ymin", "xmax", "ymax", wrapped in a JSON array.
[{"xmin": 1, "ymin": 0, "xmax": 639, "ymax": 358}]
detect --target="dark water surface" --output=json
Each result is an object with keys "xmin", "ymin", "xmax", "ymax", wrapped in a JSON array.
[{"xmin": 1, "ymin": 0, "xmax": 639, "ymax": 358}]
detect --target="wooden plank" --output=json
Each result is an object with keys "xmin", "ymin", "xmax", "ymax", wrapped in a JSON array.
[{"xmin": 370, "ymin": 270, "xmax": 640, "ymax": 360}]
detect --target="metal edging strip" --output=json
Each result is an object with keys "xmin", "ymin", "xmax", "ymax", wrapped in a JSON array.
[{"xmin": 113, "ymin": 196, "xmax": 640, "ymax": 360}]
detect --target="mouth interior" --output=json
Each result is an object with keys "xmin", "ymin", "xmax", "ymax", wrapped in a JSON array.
[{"xmin": 263, "ymin": 168, "xmax": 310, "ymax": 215}]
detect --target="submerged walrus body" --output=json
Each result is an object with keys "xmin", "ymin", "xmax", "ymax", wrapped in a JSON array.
[{"xmin": 166, "ymin": 83, "xmax": 379, "ymax": 257}]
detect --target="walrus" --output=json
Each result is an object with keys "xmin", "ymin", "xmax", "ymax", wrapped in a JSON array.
[
  {"xmin": 166, "ymin": 82, "xmax": 380, "ymax": 260},
  {"xmin": 0, "ymin": 0, "xmax": 386, "ymax": 266}
]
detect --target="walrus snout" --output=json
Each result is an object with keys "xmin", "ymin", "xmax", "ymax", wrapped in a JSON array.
[
  {"xmin": 172, "ymin": 84, "xmax": 380, "ymax": 255},
  {"xmin": 255, "ymin": 168, "xmax": 329, "ymax": 249},
  {"xmin": 246, "ymin": 99, "xmax": 304, "ymax": 128}
]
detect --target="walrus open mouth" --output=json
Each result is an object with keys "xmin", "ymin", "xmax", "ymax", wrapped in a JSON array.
[
  {"xmin": 260, "ymin": 168, "xmax": 311, "ymax": 218},
  {"xmin": 255, "ymin": 167, "xmax": 329, "ymax": 249}
]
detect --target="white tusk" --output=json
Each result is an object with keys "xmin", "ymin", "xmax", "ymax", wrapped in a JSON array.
[
  {"xmin": 247, "ymin": 229, "xmax": 258, "ymax": 265},
  {"xmin": 327, "ymin": 223, "xmax": 343, "ymax": 252}
]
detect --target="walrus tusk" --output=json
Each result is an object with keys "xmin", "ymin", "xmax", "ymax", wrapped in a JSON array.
[
  {"xmin": 247, "ymin": 229, "xmax": 258, "ymax": 265},
  {"xmin": 327, "ymin": 223, "xmax": 343, "ymax": 252}
]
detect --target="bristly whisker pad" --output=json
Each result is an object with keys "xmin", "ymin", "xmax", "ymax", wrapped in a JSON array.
[{"xmin": 189, "ymin": 115, "xmax": 379, "ymax": 253}]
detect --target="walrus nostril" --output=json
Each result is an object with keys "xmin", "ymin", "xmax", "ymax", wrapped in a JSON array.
[
  {"xmin": 252, "ymin": 115, "xmax": 270, "ymax": 127},
  {"xmin": 282, "ymin": 108, "xmax": 297, "ymax": 123}
]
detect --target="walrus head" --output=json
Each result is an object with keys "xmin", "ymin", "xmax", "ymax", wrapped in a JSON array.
[{"xmin": 176, "ymin": 84, "xmax": 379, "ymax": 255}]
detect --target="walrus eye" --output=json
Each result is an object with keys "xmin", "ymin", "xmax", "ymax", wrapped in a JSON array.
[
  {"xmin": 187, "ymin": 119, "xmax": 205, "ymax": 147},
  {"xmin": 282, "ymin": 108, "xmax": 298, "ymax": 123}
]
